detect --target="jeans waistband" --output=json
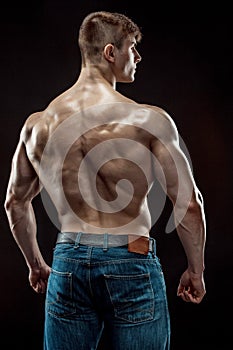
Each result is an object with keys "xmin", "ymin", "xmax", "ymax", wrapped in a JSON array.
[{"xmin": 56, "ymin": 232, "xmax": 155, "ymax": 255}]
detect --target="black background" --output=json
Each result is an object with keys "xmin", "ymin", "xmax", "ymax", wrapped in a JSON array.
[{"xmin": 1, "ymin": 1, "xmax": 232, "ymax": 349}]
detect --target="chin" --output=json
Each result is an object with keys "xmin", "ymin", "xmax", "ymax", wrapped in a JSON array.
[
  {"xmin": 128, "ymin": 74, "xmax": 135, "ymax": 82},
  {"xmin": 119, "ymin": 76, "xmax": 135, "ymax": 83}
]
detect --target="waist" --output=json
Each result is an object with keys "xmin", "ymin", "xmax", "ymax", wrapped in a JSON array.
[{"xmin": 56, "ymin": 232, "xmax": 155, "ymax": 255}]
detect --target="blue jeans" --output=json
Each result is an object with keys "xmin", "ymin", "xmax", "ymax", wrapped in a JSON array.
[{"xmin": 44, "ymin": 238, "xmax": 170, "ymax": 350}]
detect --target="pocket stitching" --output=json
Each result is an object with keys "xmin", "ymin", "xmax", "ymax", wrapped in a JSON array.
[{"xmin": 104, "ymin": 273, "xmax": 154, "ymax": 323}]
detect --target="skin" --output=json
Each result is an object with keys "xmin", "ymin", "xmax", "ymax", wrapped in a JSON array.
[{"xmin": 5, "ymin": 33, "xmax": 206, "ymax": 303}]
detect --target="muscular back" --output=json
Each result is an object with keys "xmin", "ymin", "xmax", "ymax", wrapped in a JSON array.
[{"xmin": 22, "ymin": 83, "xmax": 166, "ymax": 235}]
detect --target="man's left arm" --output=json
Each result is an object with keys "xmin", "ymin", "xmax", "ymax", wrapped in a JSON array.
[{"xmin": 4, "ymin": 130, "xmax": 50, "ymax": 293}]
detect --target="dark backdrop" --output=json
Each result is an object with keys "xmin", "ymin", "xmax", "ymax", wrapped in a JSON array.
[{"xmin": 1, "ymin": 1, "xmax": 232, "ymax": 349}]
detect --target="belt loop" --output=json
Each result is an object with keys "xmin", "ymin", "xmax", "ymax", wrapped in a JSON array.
[
  {"xmin": 151, "ymin": 238, "xmax": 156, "ymax": 257},
  {"xmin": 103, "ymin": 233, "xmax": 108, "ymax": 252},
  {"xmin": 74, "ymin": 232, "xmax": 82, "ymax": 249}
]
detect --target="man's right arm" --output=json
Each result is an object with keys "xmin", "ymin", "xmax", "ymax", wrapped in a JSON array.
[{"xmin": 151, "ymin": 108, "xmax": 206, "ymax": 303}]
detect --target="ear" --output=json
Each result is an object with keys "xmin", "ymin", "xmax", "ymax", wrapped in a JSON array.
[{"xmin": 103, "ymin": 44, "xmax": 115, "ymax": 63}]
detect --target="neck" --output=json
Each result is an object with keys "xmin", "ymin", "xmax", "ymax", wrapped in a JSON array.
[{"xmin": 77, "ymin": 64, "xmax": 116, "ymax": 90}]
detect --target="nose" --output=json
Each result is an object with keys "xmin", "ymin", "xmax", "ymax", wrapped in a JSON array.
[{"xmin": 135, "ymin": 49, "xmax": 142, "ymax": 63}]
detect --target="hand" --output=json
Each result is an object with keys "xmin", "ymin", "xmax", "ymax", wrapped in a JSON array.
[
  {"xmin": 29, "ymin": 264, "xmax": 51, "ymax": 294},
  {"xmin": 177, "ymin": 269, "xmax": 206, "ymax": 304}
]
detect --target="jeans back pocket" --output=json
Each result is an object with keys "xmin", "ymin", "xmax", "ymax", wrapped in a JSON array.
[
  {"xmin": 46, "ymin": 269, "xmax": 76, "ymax": 318},
  {"xmin": 104, "ymin": 273, "xmax": 154, "ymax": 323}
]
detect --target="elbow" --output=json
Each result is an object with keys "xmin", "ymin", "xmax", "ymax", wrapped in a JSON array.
[
  {"xmin": 186, "ymin": 192, "xmax": 205, "ymax": 218},
  {"xmin": 184, "ymin": 184, "xmax": 204, "ymax": 210},
  {"xmin": 4, "ymin": 195, "xmax": 12, "ymax": 213},
  {"xmin": 4, "ymin": 194, "xmax": 15, "ymax": 214},
  {"xmin": 4, "ymin": 194, "xmax": 30, "ymax": 232},
  {"xmin": 189, "ymin": 188, "xmax": 205, "ymax": 211},
  {"xmin": 174, "ymin": 189, "xmax": 205, "ymax": 218},
  {"xmin": 187, "ymin": 199, "xmax": 201, "ymax": 213},
  {"xmin": 4, "ymin": 193, "xmax": 23, "ymax": 214}
]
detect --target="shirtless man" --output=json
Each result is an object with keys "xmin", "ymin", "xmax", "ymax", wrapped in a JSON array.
[{"xmin": 4, "ymin": 11, "xmax": 206, "ymax": 350}]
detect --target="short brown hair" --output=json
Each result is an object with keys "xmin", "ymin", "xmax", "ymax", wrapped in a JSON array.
[{"xmin": 78, "ymin": 11, "xmax": 142, "ymax": 65}]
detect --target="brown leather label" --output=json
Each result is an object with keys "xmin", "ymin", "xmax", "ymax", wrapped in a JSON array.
[{"xmin": 127, "ymin": 235, "xmax": 149, "ymax": 255}]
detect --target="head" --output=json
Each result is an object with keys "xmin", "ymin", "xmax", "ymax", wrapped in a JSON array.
[{"xmin": 78, "ymin": 11, "xmax": 142, "ymax": 82}]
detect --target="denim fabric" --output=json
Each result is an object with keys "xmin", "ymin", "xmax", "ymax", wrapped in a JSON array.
[{"xmin": 44, "ymin": 239, "xmax": 170, "ymax": 350}]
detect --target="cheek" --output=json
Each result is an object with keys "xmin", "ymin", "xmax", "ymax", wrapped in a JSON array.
[
  {"xmin": 125, "ymin": 58, "xmax": 135, "ymax": 71},
  {"xmin": 119, "ymin": 50, "xmax": 131, "ymax": 63},
  {"xmin": 123, "ymin": 53, "xmax": 134, "ymax": 68}
]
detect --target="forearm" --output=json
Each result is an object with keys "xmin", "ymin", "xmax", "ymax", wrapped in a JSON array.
[
  {"xmin": 5, "ymin": 199, "xmax": 45, "ymax": 269},
  {"xmin": 175, "ymin": 200, "xmax": 206, "ymax": 274}
]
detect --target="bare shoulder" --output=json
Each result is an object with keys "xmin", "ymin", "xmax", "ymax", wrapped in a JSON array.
[
  {"xmin": 24, "ymin": 111, "xmax": 44, "ymax": 127},
  {"xmin": 139, "ymin": 103, "xmax": 179, "ymax": 142},
  {"xmin": 20, "ymin": 110, "xmax": 48, "ymax": 143},
  {"xmin": 140, "ymin": 103, "xmax": 176, "ymax": 125},
  {"xmin": 20, "ymin": 88, "xmax": 79, "ymax": 145}
]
